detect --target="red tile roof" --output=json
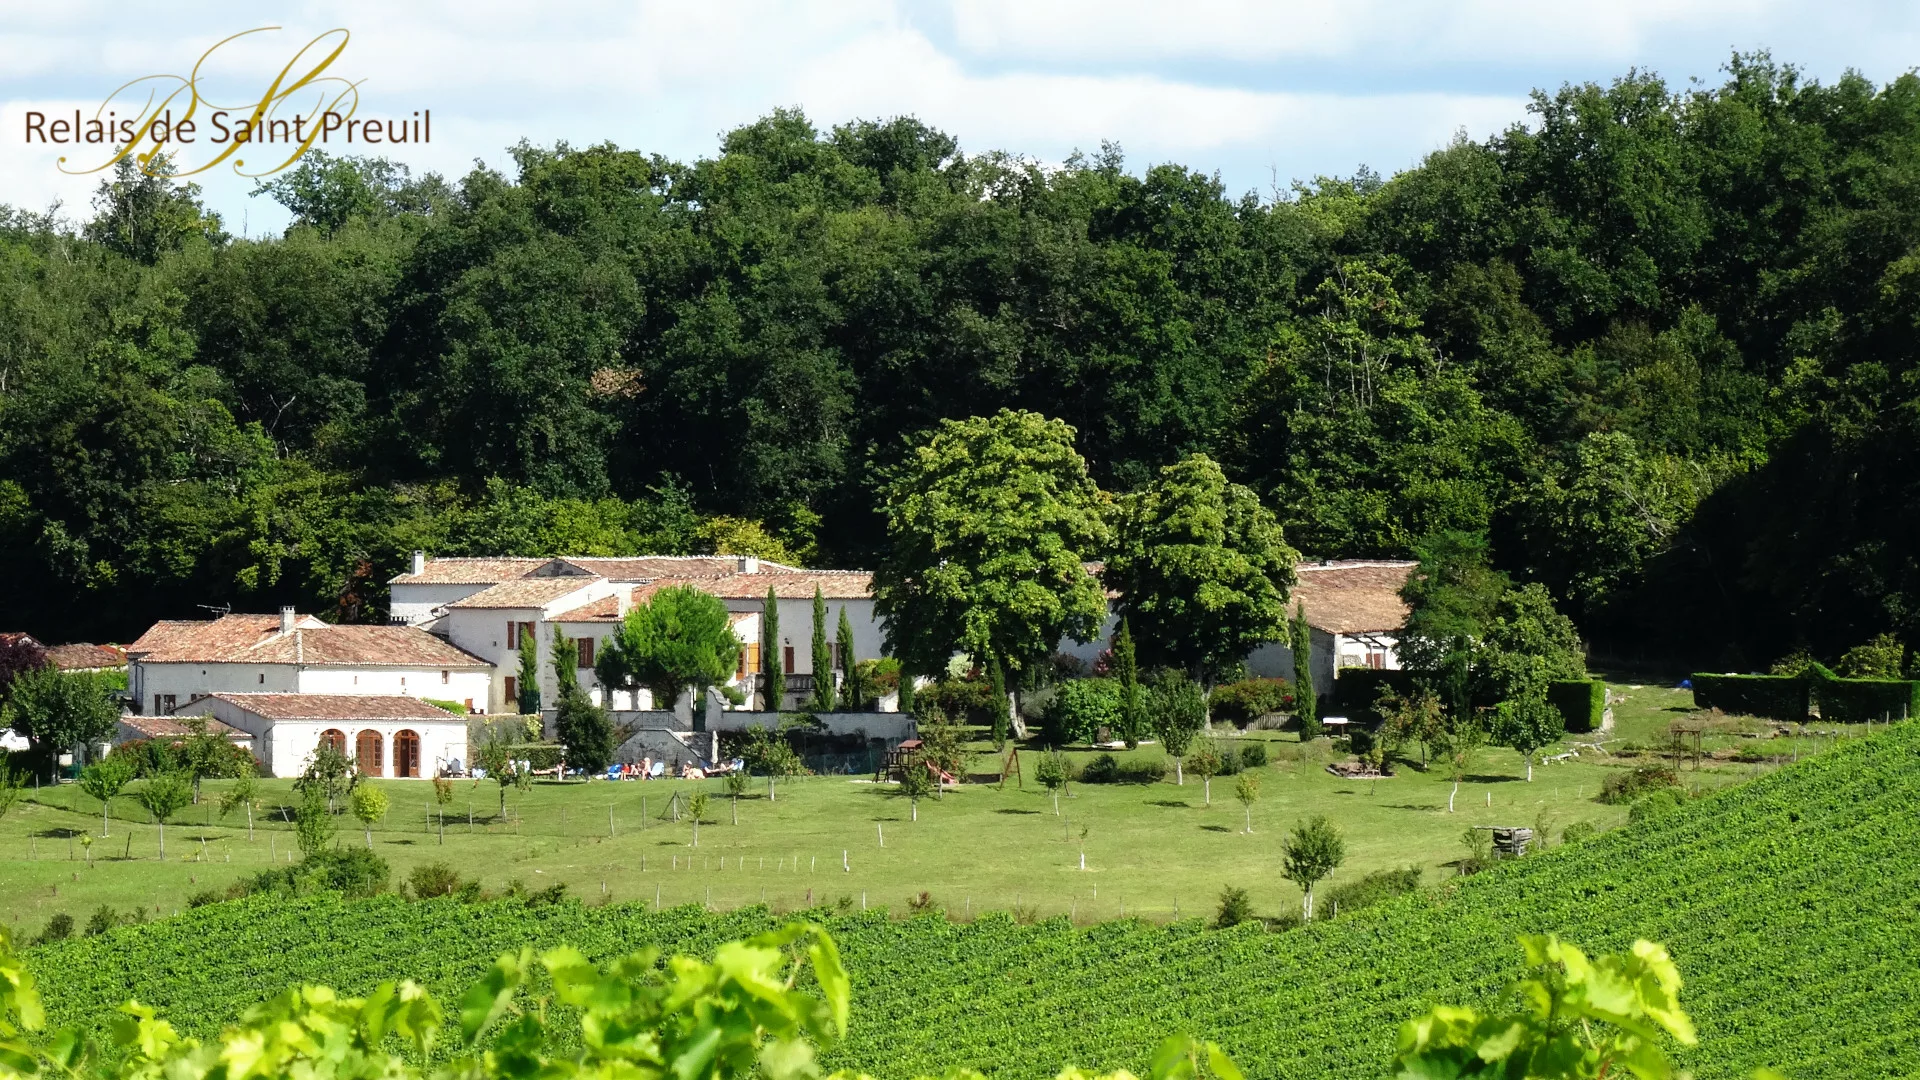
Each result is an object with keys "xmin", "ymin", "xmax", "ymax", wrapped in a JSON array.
[
  {"xmin": 127, "ymin": 615, "xmax": 490, "ymax": 667},
  {"xmin": 557, "ymin": 556, "xmax": 801, "ymax": 579},
  {"xmin": 44, "ymin": 643, "xmax": 125, "ymax": 670},
  {"xmin": 1292, "ymin": 561, "xmax": 1416, "ymax": 634},
  {"xmin": 551, "ymin": 593, "xmax": 625, "ymax": 623},
  {"xmin": 120, "ymin": 714, "xmax": 250, "ymax": 740},
  {"xmin": 446, "ymin": 578, "xmax": 600, "ymax": 610},
  {"xmin": 199, "ymin": 693, "xmax": 464, "ymax": 722},
  {"xmin": 388, "ymin": 557, "xmax": 547, "ymax": 585},
  {"xmin": 644, "ymin": 571, "xmax": 873, "ymax": 601}
]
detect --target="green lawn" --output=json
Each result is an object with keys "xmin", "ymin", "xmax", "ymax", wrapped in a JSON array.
[{"xmin": 0, "ymin": 679, "xmax": 1789, "ymax": 938}]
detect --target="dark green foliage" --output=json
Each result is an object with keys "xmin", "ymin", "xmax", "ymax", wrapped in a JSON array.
[
  {"xmin": 1076, "ymin": 753, "xmax": 1168, "ymax": 785},
  {"xmin": 516, "ymin": 633, "xmax": 541, "ymax": 715},
  {"xmin": 1628, "ymin": 787, "xmax": 1690, "ymax": 823},
  {"xmin": 1330, "ymin": 670, "xmax": 1420, "ymax": 717},
  {"xmin": 1690, "ymin": 674, "xmax": 1810, "ymax": 721},
  {"xmin": 836, "ymin": 607, "xmax": 859, "ymax": 712},
  {"xmin": 1206, "ymin": 679, "xmax": 1294, "ymax": 727},
  {"xmin": 1239, "ymin": 742, "xmax": 1268, "ymax": 769},
  {"xmin": 917, "ymin": 678, "xmax": 993, "ymax": 726},
  {"xmin": 761, "ymin": 587, "xmax": 783, "ymax": 711},
  {"xmin": 1547, "ymin": 679, "xmax": 1607, "ymax": 733},
  {"xmin": 554, "ymin": 693, "xmax": 615, "ymax": 773},
  {"xmin": 1147, "ymin": 673, "xmax": 1206, "ymax": 759},
  {"xmin": 1112, "ymin": 619, "xmax": 1144, "ymax": 749},
  {"xmin": 986, "ymin": 657, "xmax": 1009, "ymax": 750},
  {"xmin": 1214, "ymin": 887, "xmax": 1254, "ymax": 930},
  {"xmin": 34, "ymin": 913, "xmax": 74, "ymax": 945},
  {"xmin": 1321, "ymin": 867, "xmax": 1422, "ymax": 918},
  {"xmin": 243, "ymin": 847, "xmax": 391, "ymax": 899},
  {"xmin": 810, "ymin": 587, "xmax": 835, "ymax": 713},
  {"xmin": 1599, "ymin": 764, "xmax": 1682, "ymax": 805},
  {"xmin": 1289, "ymin": 605, "xmax": 1318, "ymax": 740},
  {"xmin": 1560, "ymin": 820, "xmax": 1599, "ymax": 844},
  {"xmin": 1041, "ymin": 678, "xmax": 1121, "ymax": 745}
]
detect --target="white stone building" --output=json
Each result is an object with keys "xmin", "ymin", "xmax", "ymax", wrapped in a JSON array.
[
  {"xmin": 173, "ymin": 693, "xmax": 469, "ymax": 778},
  {"xmin": 393, "ymin": 554, "xmax": 882, "ymax": 715},
  {"xmin": 125, "ymin": 610, "xmax": 494, "ymax": 717}
]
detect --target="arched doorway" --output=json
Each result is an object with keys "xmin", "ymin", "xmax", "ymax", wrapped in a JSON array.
[
  {"xmin": 392, "ymin": 729, "xmax": 421, "ymax": 778},
  {"xmin": 355, "ymin": 730, "xmax": 384, "ymax": 776},
  {"xmin": 320, "ymin": 729, "xmax": 347, "ymax": 754}
]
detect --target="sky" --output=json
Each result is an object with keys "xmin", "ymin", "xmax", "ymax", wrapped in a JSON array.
[{"xmin": 2, "ymin": 1, "xmax": 1918, "ymax": 237}]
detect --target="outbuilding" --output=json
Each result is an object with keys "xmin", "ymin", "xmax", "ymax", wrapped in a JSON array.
[{"xmin": 172, "ymin": 693, "xmax": 469, "ymax": 778}]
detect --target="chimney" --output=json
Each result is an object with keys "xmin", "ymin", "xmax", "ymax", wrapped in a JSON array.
[
  {"xmin": 280, "ymin": 606, "xmax": 296, "ymax": 635},
  {"xmin": 737, "ymin": 555, "xmax": 759, "ymax": 574},
  {"xmin": 412, "ymin": 549, "xmax": 427, "ymax": 575}
]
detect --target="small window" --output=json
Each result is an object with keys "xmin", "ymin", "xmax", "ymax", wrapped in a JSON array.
[
  {"xmin": 577, "ymin": 638, "xmax": 595, "ymax": 668},
  {"xmin": 505, "ymin": 676, "xmax": 518, "ymax": 704},
  {"xmin": 258, "ymin": 672, "xmax": 265, "ymax": 684},
  {"xmin": 441, "ymin": 670, "xmax": 450, "ymax": 684},
  {"xmin": 506, "ymin": 621, "xmax": 518, "ymax": 648},
  {"xmin": 783, "ymin": 646, "xmax": 795, "ymax": 674}
]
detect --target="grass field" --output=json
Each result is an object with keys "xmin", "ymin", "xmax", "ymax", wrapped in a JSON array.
[{"xmin": 0, "ymin": 678, "xmax": 1805, "ymax": 937}]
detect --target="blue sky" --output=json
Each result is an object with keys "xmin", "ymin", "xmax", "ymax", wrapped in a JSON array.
[{"xmin": 3, "ymin": 1, "xmax": 1917, "ymax": 236}]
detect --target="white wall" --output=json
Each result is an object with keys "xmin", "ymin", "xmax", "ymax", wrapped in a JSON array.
[
  {"xmin": 743, "ymin": 597, "xmax": 884, "ymax": 675},
  {"xmin": 389, "ymin": 582, "xmax": 494, "ymax": 625},
  {"xmin": 132, "ymin": 661, "xmax": 492, "ymax": 715},
  {"xmin": 177, "ymin": 698, "xmax": 468, "ymax": 778}
]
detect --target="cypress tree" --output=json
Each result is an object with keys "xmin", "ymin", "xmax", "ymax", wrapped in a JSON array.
[
  {"xmin": 810, "ymin": 585, "xmax": 836, "ymax": 712},
  {"xmin": 516, "ymin": 627, "xmax": 541, "ymax": 715},
  {"xmin": 897, "ymin": 662, "xmax": 915, "ymax": 715},
  {"xmin": 1292, "ymin": 602, "xmax": 1319, "ymax": 740},
  {"xmin": 762, "ymin": 585, "xmax": 783, "ymax": 712},
  {"xmin": 1114, "ymin": 618, "xmax": 1142, "ymax": 748},
  {"xmin": 837, "ymin": 605, "xmax": 859, "ymax": 711}
]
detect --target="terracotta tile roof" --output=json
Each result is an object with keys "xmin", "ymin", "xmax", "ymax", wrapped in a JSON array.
[
  {"xmin": 1292, "ymin": 561, "xmax": 1416, "ymax": 634},
  {"xmin": 127, "ymin": 615, "xmax": 490, "ymax": 667},
  {"xmin": 200, "ymin": 693, "xmax": 464, "ymax": 722},
  {"xmin": 446, "ymin": 578, "xmax": 598, "ymax": 610},
  {"xmin": 388, "ymin": 557, "xmax": 546, "ymax": 585},
  {"xmin": 44, "ymin": 643, "xmax": 125, "ymax": 670},
  {"xmin": 551, "ymin": 593, "xmax": 625, "ymax": 623},
  {"xmin": 558, "ymin": 556, "xmax": 802, "ymax": 579},
  {"xmin": 120, "ymin": 714, "xmax": 249, "ymax": 740},
  {"xmin": 0, "ymin": 633, "xmax": 44, "ymax": 650},
  {"xmin": 643, "ymin": 571, "xmax": 873, "ymax": 601}
]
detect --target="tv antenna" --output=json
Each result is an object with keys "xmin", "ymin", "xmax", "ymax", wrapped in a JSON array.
[{"xmin": 195, "ymin": 602, "xmax": 233, "ymax": 616}]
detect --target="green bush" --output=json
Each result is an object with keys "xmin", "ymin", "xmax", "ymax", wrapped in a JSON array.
[
  {"xmin": 1548, "ymin": 679, "xmax": 1606, "ymax": 733},
  {"xmin": 1207, "ymin": 679, "xmax": 1293, "ymax": 727},
  {"xmin": 1322, "ymin": 866, "xmax": 1422, "ymax": 918},
  {"xmin": 421, "ymin": 698, "xmax": 468, "ymax": 715},
  {"xmin": 1690, "ymin": 673, "xmax": 1808, "ymax": 721},
  {"xmin": 1628, "ymin": 787, "xmax": 1689, "ymax": 823},
  {"xmin": 1561, "ymin": 821, "xmax": 1599, "ymax": 844},
  {"xmin": 243, "ymin": 848, "xmax": 391, "ymax": 899},
  {"xmin": 407, "ymin": 861, "xmax": 465, "ymax": 899},
  {"xmin": 1214, "ymin": 886, "xmax": 1255, "ymax": 929},
  {"xmin": 34, "ymin": 914, "xmax": 73, "ymax": 945},
  {"xmin": 1332, "ymin": 669, "xmax": 1419, "ymax": 718},
  {"xmin": 1040, "ymin": 678, "xmax": 1121, "ymax": 744},
  {"xmin": 1078, "ymin": 753, "xmax": 1168, "ymax": 785},
  {"xmin": 918, "ymin": 678, "xmax": 994, "ymax": 725},
  {"xmin": 1240, "ymin": 742, "xmax": 1268, "ymax": 768},
  {"xmin": 1599, "ymin": 764, "xmax": 1681, "ymax": 805}
]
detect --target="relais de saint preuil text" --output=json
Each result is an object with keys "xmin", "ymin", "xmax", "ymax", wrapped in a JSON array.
[{"xmin": 24, "ymin": 109, "xmax": 430, "ymax": 148}]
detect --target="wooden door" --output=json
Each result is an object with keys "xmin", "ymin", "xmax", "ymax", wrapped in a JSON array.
[
  {"xmin": 355, "ymin": 730, "xmax": 384, "ymax": 776},
  {"xmin": 393, "ymin": 729, "xmax": 420, "ymax": 778}
]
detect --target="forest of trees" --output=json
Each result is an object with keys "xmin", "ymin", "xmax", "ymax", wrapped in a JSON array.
[{"xmin": 3, "ymin": 54, "xmax": 1918, "ymax": 670}]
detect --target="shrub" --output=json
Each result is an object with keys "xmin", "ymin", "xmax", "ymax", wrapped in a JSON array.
[
  {"xmin": 1207, "ymin": 679, "xmax": 1293, "ymax": 727},
  {"xmin": 408, "ymin": 860, "xmax": 465, "ymax": 899},
  {"xmin": 1041, "ymin": 678, "xmax": 1121, "ymax": 744},
  {"xmin": 1561, "ymin": 821, "xmax": 1599, "ymax": 844},
  {"xmin": 1332, "ymin": 669, "xmax": 1419, "ymax": 718},
  {"xmin": 1689, "ymin": 673, "xmax": 1808, "ymax": 721},
  {"xmin": 1629, "ymin": 787, "xmax": 1689, "ymax": 823},
  {"xmin": 243, "ymin": 847, "xmax": 391, "ymax": 899},
  {"xmin": 1599, "ymin": 764, "xmax": 1681, "ymax": 805},
  {"xmin": 1213, "ymin": 745, "xmax": 1244, "ymax": 776},
  {"xmin": 422, "ymin": 698, "xmax": 468, "ymax": 715},
  {"xmin": 1548, "ymin": 679, "xmax": 1606, "ymax": 733},
  {"xmin": 84, "ymin": 906, "xmax": 118, "ymax": 937},
  {"xmin": 186, "ymin": 890, "xmax": 224, "ymax": 909},
  {"xmin": 1240, "ymin": 742, "xmax": 1268, "ymax": 768},
  {"xmin": 920, "ymin": 678, "xmax": 994, "ymax": 726},
  {"xmin": 34, "ymin": 913, "xmax": 73, "ymax": 945},
  {"xmin": 1214, "ymin": 886, "xmax": 1254, "ymax": 929},
  {"xmin": 1078, "ymin": 753, "xmax": 1168, "ymax": 785},
  {"xmin": 1322, "ymin": 866, "xmax": 1422, "ymax": 918}
]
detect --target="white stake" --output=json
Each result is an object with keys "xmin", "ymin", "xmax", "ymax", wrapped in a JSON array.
[
  {"xmin": 842, "ymin": 849, "xmax": 849, "ymax": 871},
  {"xmin": 877, "ymin": 823, "xmax": 884, "ymax": 847}
]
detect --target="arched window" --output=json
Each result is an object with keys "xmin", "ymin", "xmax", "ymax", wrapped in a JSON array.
[
  {"xmin": 393, "ymin": 729, "xmax": 421, "ymax": 778},
  {"xmin": 320, "ymin": 729, "xmax": 347, "ymax": 754},
  {"xmin": 355, "ymin": 730, "xmax": 384, "ymax": 776}
]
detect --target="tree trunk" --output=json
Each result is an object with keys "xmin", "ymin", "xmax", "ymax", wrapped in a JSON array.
[
  {"xmin": 768, "ymin": 776, "xmax": 776, "ymax": 802},
  {"xmin": 438, "ymin": 809, "xmax": 444, "ymax": 844},
  {"xmin": 1449, "ymin": 781, "xmax": 1458, "ymax": 812},
  {"xmin": 1244, "ymin": 806, "xmax": 1251, "ymax": 833},
  {"xmin": 692, "ymin": 819, "xmax": 699, "ymax": 847},
  {"xmin": 102, "ymin": 800, "xmax": 110, "ymax": 838},
  {"xmin": 1175, "ymin": 760, "xmax": 1184, "ymax": 785},
  {"xmin": 731, "ymin": 796, "xmax": 738, "ymax": 825},
  {"xmin": 1052, "ymin": 790, "xmax": 1059, "ymax": 815},
  {"xmin": 157, "ymin": 822, "xmax": 165, "ymax": 861},
  {"xmin": 246, "ymin": 803, "xmax": 253, "ymax": 840},
  {"xmin": 1203, "ymin": 777, "xmax": 1211, "ymax": 805},
  {"xmin": 365, "ymin": 825, "xmax": 372, "ymax": 849},
  {"xmin": 1304, "ymin": 885, "xmax": 1313, "ymax": 922},
  {"xmin": 911, "ymin": 798, "xmax": 918, "ymax": 821}
]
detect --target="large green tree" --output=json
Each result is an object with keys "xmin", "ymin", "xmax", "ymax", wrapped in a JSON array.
[
  {"xmin": 874, "ymin": 410, "xmax": 1112, "ymax": 714},
  {"xmin": 1103, "ymin": 454, "xmax": 1298, "ymax": 683},
  {"xmin": 596, "ymin": 585, "xmax": 742, "ymax": 724},
  {"xmin": 0, "ymin": 667, "xmax": 120, "ymax": 767}
]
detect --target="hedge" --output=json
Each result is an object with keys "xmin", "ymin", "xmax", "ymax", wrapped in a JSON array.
[
  {"xmin": 1810, "ymin": 665, "xmax": 1920, "ymax": 723},
  {"xmin": 1548, "ymin": 679, "xmax": 1606, "ymax": 733},
  {"xmin": 1690, "ymin": 674, "xmax": 1809, "ymax": 721}
]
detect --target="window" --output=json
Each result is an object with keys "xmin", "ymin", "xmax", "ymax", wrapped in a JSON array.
[
  {"xmin": 738, "ymin": 643, "xmax": 760, "ymax": 679},
  {"xmin": 577, "ymin": 637, "xmax": 595, "ymax": 668},
  {"xmin": 783, "ymin": 646, "xmax": 795, "ymax": 674},
  {"xmin": 506, "ymin": 621, "xmax": 518, "ymax": 648},
  {"xmin": 441, "ymin": 670, "xmax": 450, "ymax": 684},
  {"xmin": 320, "ymin": 729, "xmax": 346, "ymax": 754},
  {"xmin": 520, "ymin": 621, "xmax": 536, "ymax": 646},
  {"xmin": 505, "ymin": 676, "xmax": 517, "ymax": 705},
  {"xmin": 258, "ymin": 672, "xmax": 265, "ymax": 684},
  {"xmin": 156, "ymin": 694, "xmax": 176, "ymax": 714}
]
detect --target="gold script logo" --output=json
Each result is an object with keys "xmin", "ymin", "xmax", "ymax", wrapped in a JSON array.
[{"xmin": 22, "ymin": 26, "xmax": 429, "ymax": 178}]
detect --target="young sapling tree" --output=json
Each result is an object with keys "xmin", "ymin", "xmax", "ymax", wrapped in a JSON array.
[
  {"xmin": 351, "ymin": 783, "xmax": 389, "ymax": 848},
  {"xmin": 1281, "ymin": 814, "xmax": 1346, "ymax": 921}
]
